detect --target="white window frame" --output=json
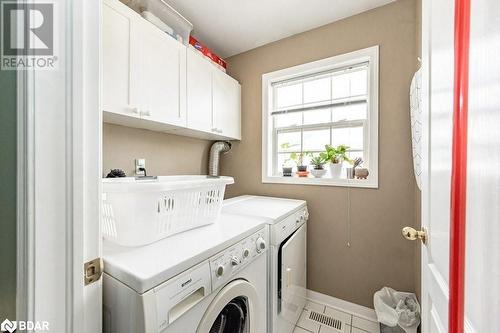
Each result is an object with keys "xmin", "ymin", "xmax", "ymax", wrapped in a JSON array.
[{"xmin": 262, "ymin": 46, "xmax": 379, "ymax": 188}]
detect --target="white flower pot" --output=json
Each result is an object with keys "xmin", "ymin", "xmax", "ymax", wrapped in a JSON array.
[
  {"xmin": 329, "ymin": 162, "xmax": 342, "ymax": 178},
  {"xmin": 311, "ymin": 168, "xmax": 327, "ymax": 178}
]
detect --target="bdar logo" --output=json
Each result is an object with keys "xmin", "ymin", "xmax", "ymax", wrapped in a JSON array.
[{"xmin": 0, "ymin": 319, "xmax": 17, "ymax": 333}]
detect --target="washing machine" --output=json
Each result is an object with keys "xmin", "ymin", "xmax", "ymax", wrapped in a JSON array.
[
  {"xmin": 103, "ymin": 221, "xmax": 268, "ymax": 333},
  {"xmin": 222, "ymin": 196, "xmax": 309, "ymax": 333}
]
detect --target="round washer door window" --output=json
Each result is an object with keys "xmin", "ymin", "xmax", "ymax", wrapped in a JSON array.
[
  {"xmin": 209, "ymin": 296, "xmax": 248, "ymax": 333},
  {"xmin": 197, "ymin": 279, "xmax": 260, "ymax": 333}
]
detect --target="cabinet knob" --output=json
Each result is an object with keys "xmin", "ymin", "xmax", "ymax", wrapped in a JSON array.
[
  {"xmin": 130, "ymin": 107, "xmax": 139, "ymax": 114},
  {"xmin": 141, "ymin": 110, "xmax": 151, "ymax": 117}
]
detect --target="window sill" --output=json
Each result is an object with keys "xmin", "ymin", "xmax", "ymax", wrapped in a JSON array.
[{"xmin": 262, "ymin": 175, "xmax": 378, "ymax": 188}]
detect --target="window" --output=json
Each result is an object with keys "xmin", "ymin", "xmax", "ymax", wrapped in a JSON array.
[{"xmin": 262, "ymin": 46, "xmax": 378, "ymax": 188}]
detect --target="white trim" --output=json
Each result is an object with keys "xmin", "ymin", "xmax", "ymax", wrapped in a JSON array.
[
  {"xmin": 420, "ymin": 1, "xmax": 431, "ymax": 332},
  {"xmin": 306, "ymin": 289, "xmax": 378, "ymax": 322},
  {"xmin": 16, "ymin": 54, "xmax": 35, "ymax": 324},
  {"xmin": 263, "ymin": 176, "xmax": 377, "ymax": 188},
  {"xmin": 262, "ymin": 46, "xmax": 379, "ymax": 188}
]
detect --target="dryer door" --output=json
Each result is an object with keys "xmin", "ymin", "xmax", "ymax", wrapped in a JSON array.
[
  {"xmin": 196, "ymin": 279, "xmax": 260, "ymax": 333},
  {"xmin": 280, "ymin": 224, "xmax": 307, "ymax": 326}
]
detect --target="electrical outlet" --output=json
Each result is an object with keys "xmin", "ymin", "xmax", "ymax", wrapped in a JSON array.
[{"xmin": 135, "ymin": 158, "xmax": 146, "ymax": 175}]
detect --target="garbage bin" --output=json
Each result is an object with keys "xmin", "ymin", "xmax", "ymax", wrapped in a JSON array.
[{"xmin": 374, "ymin": 287, "xmax": 421, "ymax": 333}]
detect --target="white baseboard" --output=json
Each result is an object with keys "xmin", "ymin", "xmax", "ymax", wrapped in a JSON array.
[{"xmin": 306, "ymin": 289, "xmax": 378, "ymax": 322}]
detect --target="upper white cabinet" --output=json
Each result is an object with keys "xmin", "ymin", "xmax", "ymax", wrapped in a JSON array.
[
  {"xmin": 186, "ymin": 49, "xmax": 213, "ymax": 132},
  {"xmin": 186, "ymin": 49, "xmax": 242, "ymax": 140},
  {"xmin": 102, "ymin": 0, "xmax": 186, "ymax": 126},
  {"xmin": 212, "ymin": 67, "xmax": 241, "ymax": 139},
  {"xmin": 139, "ymin": 19, "xmax": 186, "ymax": 126},
  {"xmin": 102, "ymin": 0, "xmax": 241, "ymax": 140},
  {"xmin": 102, "ymin": 0, "xmax": 141, "ymax": 119}
]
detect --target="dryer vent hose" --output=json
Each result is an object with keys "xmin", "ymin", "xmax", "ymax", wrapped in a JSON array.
[{"xmin": 208, "ymin": 141, "xmax": 232, "ymax": 177}]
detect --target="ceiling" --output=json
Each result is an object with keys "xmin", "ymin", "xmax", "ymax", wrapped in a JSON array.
[{"xmin": 164, "ymin": 0, "xmax": 395, "ymax": 58}]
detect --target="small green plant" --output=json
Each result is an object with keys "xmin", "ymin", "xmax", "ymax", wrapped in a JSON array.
[
  {"xmin": 291, "ymin": 151, "xmax": 312, "ymax": 166},
  {"xmin": 280, "ymin": 142, "xmax": 311, "ymax": 166},
  {"xmin": 310, "ymin": 155, "xmax": 326, "ymax": 170},
  {"xmin": 320, "ymin": 144, "xmax": 351, "ymax": 164},
  {"xmin": 280, "ymin": 142, "xmax": 298, "ymax": 167}
]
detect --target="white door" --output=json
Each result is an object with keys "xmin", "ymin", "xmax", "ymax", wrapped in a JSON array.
[
  {"xmin": 213, "ymin": 69, "xmax": 241, "ymax": 139},
  {"xmin": 421, "ymin": 0, "xmax": 500, "ymax": 332},
  {"xmin": 280, "ymin": 224, "xmax": 307, "ymax": 326},
  {"xmin": 16, "ymin": 0, "xmax": 102, "ymax": 332},
  {"xmin": 186, "ymin": 49, "xmax": 214, "ymax": 133},
  {"xmin": 420, "ymin": 0, "xmax": 454, "ymax": 331},
  {"xmin": 464, "ymin": 0, "xmax": 500, "ymax": 331},
  {"xmin": 140, "ymin": 20, "xmax": 187, "ymax": 126},
  {"xmin": 102, "ymin": 0, "xmax": 141, "ymax": 118}
]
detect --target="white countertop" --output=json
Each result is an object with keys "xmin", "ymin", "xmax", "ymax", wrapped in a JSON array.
[
  {"xmin": 103, "ymin": 211, "xmax": 268, "ymax": 294},
  {"xmin": 222, "ymin": 195, "xmax": 306, "ymax": 222}
]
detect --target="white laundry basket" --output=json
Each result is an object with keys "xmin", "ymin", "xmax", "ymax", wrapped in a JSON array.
[{"xmin": 102, "ymin": 176, "xmax": 234, "ymax": 246}]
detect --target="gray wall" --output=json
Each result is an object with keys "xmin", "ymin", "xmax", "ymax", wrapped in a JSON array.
[
  {"xmin": 0, "ymin": 60, "xmax": 17, "ymax": 318},
  {"xmin": 222, "ymin": 0, "xmax": 419, "ymax": 307},
  {"xmin": 103, "ymin": 123, "xmax": 213, "ymax": 177}
]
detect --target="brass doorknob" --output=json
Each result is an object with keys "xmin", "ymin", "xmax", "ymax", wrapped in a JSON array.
[{"xmin": 402, "ymin": 227, "xmax": 427, "ymax": 244}]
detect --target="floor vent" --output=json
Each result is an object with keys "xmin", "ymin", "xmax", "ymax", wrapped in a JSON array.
[{"xmin": 308, "ymin": 311, "xmax": 343, "ymax": 331}]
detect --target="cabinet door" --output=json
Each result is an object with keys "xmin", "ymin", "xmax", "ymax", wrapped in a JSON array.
[
  {"xmin": 186, "ymin": 49, "xmax": 214, "ymax": 133},
  {"xmin": 140, "ymin": 21, "xmax": 186, "ymax": 126},
  {"xmin": 102, "ymin": 0, "xmax": 141, "ymax": 118},
  {"xmin": 213, "ymin": 69, "xmax": 241, "ymax": 139}
]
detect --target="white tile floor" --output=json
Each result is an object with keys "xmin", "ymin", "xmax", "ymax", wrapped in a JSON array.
[{"xmin": 294, "ymin": 300, "xmax": 381, "ymax": 333}]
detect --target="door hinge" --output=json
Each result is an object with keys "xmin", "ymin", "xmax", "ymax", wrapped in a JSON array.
[{"xmin": 84, "ymin": 257, "xmax": 103, "ymax": 285}]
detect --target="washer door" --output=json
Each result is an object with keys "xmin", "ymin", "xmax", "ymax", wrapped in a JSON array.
[
  {"xmin": 279, "ymin": 224, "xmax": 307, "ymax": 325},
  {"xmin": 196, "ymin": 279, "xmax": 259, "ymax": 333}
]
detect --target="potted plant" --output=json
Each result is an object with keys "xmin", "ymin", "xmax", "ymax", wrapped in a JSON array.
[
  {"xmin": 291, "ymin": 151, "xmax": 311, "ymax": 172},
  {"xmin": 280, "ymin": 142, "xmax": 297, "ymax": 176},
  {"xmin": 281, "ymin": 157, "xmax": 294, "ymax": 177},
  {"xmin": 320, "ymin": 144, "xmax": 351, "ymax": 179},
  {"xmin": 310, "ymin": 155, "xmax": 327, "ymax": 178}
]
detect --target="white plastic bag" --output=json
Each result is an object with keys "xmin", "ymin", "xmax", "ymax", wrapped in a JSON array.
[{"xmin": 374, "ymin": 287, "xmax": 421, "ymax": 333}]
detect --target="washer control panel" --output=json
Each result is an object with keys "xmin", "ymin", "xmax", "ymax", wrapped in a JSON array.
[
  {"xmin": 271, "ymin": 206, "xmax": 308, "ymax": 245},
  {"xmin": 210, "ymin": 226, "xmax": 269, "ymax": 290}
]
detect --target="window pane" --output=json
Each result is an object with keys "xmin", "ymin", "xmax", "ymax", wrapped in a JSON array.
[
  {"xmin": 331, "ymin": 73, "xmax": 350, "ymax": 100},
  {"xmin": 304, "ymin": 77, "xmax": 330, "ymax": 104},
  {"xmin": 274, "ymin": 113, "xmax": 302, "ymax": 127},
  {"xmin": 275, "ymin": 83, "xmax": 302, "ymax": 108},
  {"xmin": 303, "ymin": 108, "xmax": 331, "ymax": 125},
  {"xmin": 302, "ymin": 129, "xmax": 330, "ymax": 151},
  {"xmin": 349, "ymin": 69, "xmax": 368, "ymax": 96},
  {"xmin": 332, "ymin": 126, "xmax": 364, "ymax": 150},
  {"xmin": 277, "ymin": 131, "xmax": 301, "ymax": 152},
  {"xmin": 331, "ymin": 103, "xmax": 367, "ymax": 122}
]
